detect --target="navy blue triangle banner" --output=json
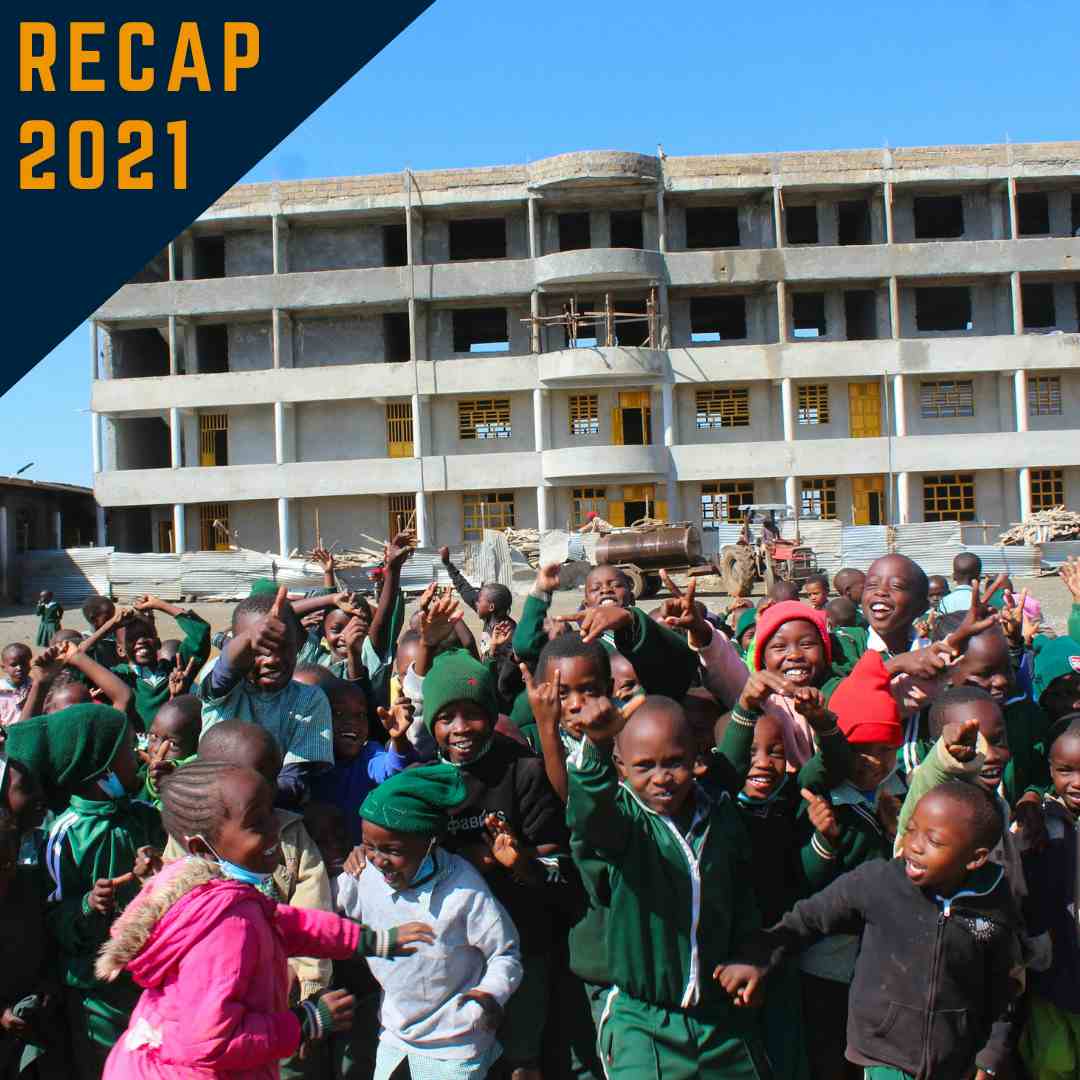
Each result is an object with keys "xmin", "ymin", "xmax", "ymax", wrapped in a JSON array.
[{"xmin": 7, "ymin": 3, "xmax": 436, "ymax": 396}]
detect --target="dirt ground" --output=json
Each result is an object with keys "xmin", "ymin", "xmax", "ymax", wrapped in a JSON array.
[{"xmin": 0, "ymin": 572, "xmax": 1074, "ymax": 652}]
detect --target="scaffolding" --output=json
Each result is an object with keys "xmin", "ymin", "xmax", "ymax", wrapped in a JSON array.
[{"xmin": 520, "ymin": 288, "xmax": 660, "ymax": 351}]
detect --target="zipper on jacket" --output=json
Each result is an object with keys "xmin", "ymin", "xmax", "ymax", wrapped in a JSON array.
[{"xmin": 918, "ymin": 904, "xmax": 949, "ymax": 1080}]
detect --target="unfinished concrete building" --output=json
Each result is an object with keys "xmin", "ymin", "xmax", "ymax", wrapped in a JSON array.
[{"xmin": 90, "ymin": 143, "xmax": 1080, "ymax": 553}]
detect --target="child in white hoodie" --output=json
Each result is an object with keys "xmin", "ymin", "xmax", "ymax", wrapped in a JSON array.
[{"xmin": 336, "ymin": 763, "xmax": 522, "ymax": 1080}]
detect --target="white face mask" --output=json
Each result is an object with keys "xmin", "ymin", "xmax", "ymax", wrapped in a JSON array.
[{"xmin": 188, "ymin": 835, "xmax": 272, "ymax": 888}]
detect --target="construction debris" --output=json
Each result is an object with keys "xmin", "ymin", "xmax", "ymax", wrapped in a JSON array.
[
  {"xmin": 503, "ymin": 528, "xmax": 541, "ymax": 567},
  {"xmin": 998, "ymin": 508, "xmax": 1080, "ymax": 546}
]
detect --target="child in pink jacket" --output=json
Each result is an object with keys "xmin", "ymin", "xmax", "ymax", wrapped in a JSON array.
[{"xmin": 96, "ymin": 761, "xmax": 432, "ymax": 1079}]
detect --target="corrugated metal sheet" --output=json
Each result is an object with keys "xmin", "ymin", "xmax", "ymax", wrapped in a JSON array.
[
  {"xmin": 792, "ymin": 521, "xmax": 844, "ymax": 577},
  {"xmin": 1040, "ymin": 540, "xmax": 1080, "ymax": 567},
  {"xmin": 961, "ymin": 545, "xmax": 1042, "ymax": 578},
  {"xmin": 17, "ymin": 547, "xmax": 112, "ymax": 605},
  {"xmin": 840, "ymin": 526, "xmax": 891, "ymax": 571},
  {"xmin": 893, "ymin": 523, "xmax": 963, "ymax": 576},
  {"xmin": 109, "ymin": 553, "xmax": 184, "ymax": 601}
]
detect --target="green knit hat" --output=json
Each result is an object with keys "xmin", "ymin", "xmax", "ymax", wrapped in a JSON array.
[
  {"xmin": 6, "ymin": 704, "xmax": 128, "ymax": 809},
  {"xmin": 250, "ymin": 578, "xmax": 278, "ymax": 597},
  {"xmin": 421, "ymin": 649, "xmax": 498, "ymax": 732},
  {"xmin": 735, "ymin": 608, "xmax": 758, "ymax": 642},
  {"xmin": 360, "ymin": 763, "xmax": 469, "ymax": 835},
  {"xmin": 1032, "ymin": 634, "xmax": 1080, "ymax": 703}
]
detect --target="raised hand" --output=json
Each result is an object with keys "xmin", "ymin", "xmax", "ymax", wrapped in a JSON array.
[
  {"xmin": 944, "ymin": 575, "xmax": 1006, "ymax": 653},
  {"xmin": 534, "ymin": 563, "xmax": 561, "ymax": 594},
  {"xmin": 1060, "ymin": 557, "xmax": 1080, "ymax": 603},
  {"xmin": 791, "ymin": 687, "xmax": 835, "ymax": 732},
  {"xmin": 439, "ymin": 546, "xmax": 451, "ymax": 566},
  {"xmin": 941, "ymin": 717, "xmax": 980, "ymax": 763},
  {"xmin": 252, "ymin": 586, "xmax": 290, "ymax": 656},
  {"xmin": 52, "ymin": 639, "xmax": 79, "ymax": 666},
  {"xmin": 419, "ymin": 590, "xmax": 464, "ymax": 646},
  {"xmin": 377, "ymin": 701, "xmax": 415, "ymax": 742},
  {"xmin": 555, "ymin": 605, "xmax": 633, "ymax": 645},
  {"xmin": 566, "ymin": 694, "xmax": 628, "ymax": 744},
  {"xmin": 343, "ymin": 846, "xmax": 366, "ymax": 877},
  {"xmin": 736, "ymin": 670, "xmax": 796, "ymax": 714},
  {"xmin": 489, "ymin": 619, "xmax": 514, "ymax": 652},
  {"xmin": 168, "ymin": 654, "xmax": 197, "ymax": 698},
  {"xmin": 87, "ymin": 877, "xmax": 118, "ymax": 914},
  {"xmin": 484, "ymin": 813, "xmax": 527, "ymax": 872},
  {"xmin": 312, "ymin": 546, "xmax": 334, "ymax": 574},
  {"xmin": 521, "ymin": 664, "xmax": 561, "ymax": 734},
  {"xmin": 659, "ymin": 573, "xmax": 711, "ymax": 648},
  {"xmin": 133, "ymin": 595, "xmax": 161, "ymax": 613},
  {"xmin": 801, "ymin": 788, "xmax": 841, "ymax": 844},
  {"xmin": 385, "ymin": 530, "xmax": 416, "ymax": 571},
  {"xmin": 417, "ymin": 582, "xmax": 439, "ymax": 612}
]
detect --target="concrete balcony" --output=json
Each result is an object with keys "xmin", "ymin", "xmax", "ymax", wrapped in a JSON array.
[
  {"xmin": 671, "ymin": 333, "xmax": 1080, "ymax": 385},
  {"xmin": 672, "ymin": 438, "xmax": 890, "ymax": 481},
  {"xmin": 542, "ymin": 443, "xmax": 668, "ymax": 482},
  {"xmin": 538, "ymin": 346, "xmax": 667, "ymax": 386},
  {"xmin": 893, "ymin": 428, "xmax": 1080, "ymax": 472},
  {"xmin": 95, "ymin": 457, "xmax": 423, "ymax": 507},
  {"xmin": 534, "ymin": 247, "xmax": 665, "ymax": 286},
  {"xmin": 666, "ymin": 236, "xmax": 1080, "ymax": 288},
  {"xmin": 422, "ymin": 451, "xmax": 542, "ymax": 491}
]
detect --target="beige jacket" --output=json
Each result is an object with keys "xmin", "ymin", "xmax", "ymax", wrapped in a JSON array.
[{"xmin": 163, "ymin": 808, "xmax": 332, "ymax": 999}]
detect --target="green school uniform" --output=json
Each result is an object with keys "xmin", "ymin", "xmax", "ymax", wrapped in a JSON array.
[
  {"xmin": 566, "ymin": 738, "xmax": 767, "ymax": 1079},
  {"xmin": 35, "ymin": 601, "xmax": 62, "ymax": 646},
  {"xmin": 1069, "ymin": 601, "xmax": 1080, "ymax": 644},
  {"xmin": 86, "ymin": 634, "xmax": 120, "ymax": 672},
  {"xmin": 111, "ymin": 611, "xmax": 211, "ymax": 729},
  {"xmin": 45, "ymin": 794, "xmax": 165, "ymax": 1077},
  {"xmin": 138, "ymin": 752, "xmax": 197, "ymax": 808}
]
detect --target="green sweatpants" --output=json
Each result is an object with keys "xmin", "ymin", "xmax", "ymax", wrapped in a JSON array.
[
  {"xmin": 564, "ymin": 978, "xmax": 611, "ymax": 1079},
  {"xmin": 1020, "ymin": 993, "xmax": 1080, "ymax": 1080},
  {"xmin": 498, "ymin": 952, "xmax": 551, "ymax": 1068},
  {"xmin": 862, "ymin": 1069, "xmax": 912, "ymax": 1080},
  {"xmin": 596, "ymin": 988, "xmax": 771, "ymax": 1080},
  {"xmin": 66, "ymin": 986, "xmax": 138, "ymax": 1080},
  {"xmin": 762, "ymin": 961, "xmax": 809, "ymax": 1080}
]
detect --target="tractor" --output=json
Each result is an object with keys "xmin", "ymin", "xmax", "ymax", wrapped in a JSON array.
[{"xmin": 717, "ymin": 504, "xmax": 819, "ymax": 597}]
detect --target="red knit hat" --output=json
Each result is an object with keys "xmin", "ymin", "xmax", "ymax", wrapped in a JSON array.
[
  {"xmin": 753, "ymin": 601, "xmax": 832, "ymax": 671},
  {"xmin": 830, "ymin": 651, "xmax": 903, "ymax": 747}
]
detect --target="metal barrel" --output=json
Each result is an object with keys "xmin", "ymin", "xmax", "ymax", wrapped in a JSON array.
[{"xmin": 595, "ymin": 526, "xmax": 702, "ymax": 569}]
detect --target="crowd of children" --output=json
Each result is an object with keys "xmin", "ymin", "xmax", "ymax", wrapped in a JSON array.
[{"xmin": 0, "ymin": 540, "xmax": 1078, "ymax": 1080}]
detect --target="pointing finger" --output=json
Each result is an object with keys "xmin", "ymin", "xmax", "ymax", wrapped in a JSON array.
[
  {"xmin": 269, "ymin": 585, "xmax": 288, "ymax": 620},
  {"xmin": 660, "ymin": 570, "xmax": 682, "ymax": 598}
]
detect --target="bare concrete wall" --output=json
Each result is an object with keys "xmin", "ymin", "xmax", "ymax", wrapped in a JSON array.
[
  {"xmin": 295, "ymin": 399, "xmax": 390, "ymax": 461},
  {"xmin": 290, "ymin": 224, "xmax": 385, "ymax": 272},
  {"xmin": 225, "ymin": 231, "xmax": 273, "ymax": 276},
  {"xmin": 228, "ymin": 322, "xmax": 273, "ymax": 371},
  {"xmin": 294, "ymin": 315, "xmax": 383, "ymax": 367},
  {"xmin": 292, "ymin": 495, "xmax": 388, "ymax": 550}
]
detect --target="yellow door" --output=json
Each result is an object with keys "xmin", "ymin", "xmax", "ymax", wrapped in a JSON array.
[
  {"xmin": 852, "ymin": 476, "xmax": 886, "ymax": 525},
  {"xmin": 848, "ymin": 383, "xmax": 881, "ymax": 438},
  {"xmin": 199, "ymin": 503, "xmax": 230, "ymax": 551},
  {"xmin": 385, "ymin": 402, "xmax": 414, "ymax": 458},
  {"xmin": 199, "ymin": 413, "xmax": 228, "ymax": 466},
  {"xmin": 623, "ymin": 484, "xmax": 656, "ymax": 524},
  {"xmin": 616, "ymin": 391, "xmax": 652, "ymax": 446},
  {"xmin": 157, "ymin": 521, "xmax": 174, "ymax": 553},
  {"xmin": 608, "ymin": 501, "xmax": 625, "ymax": 527}
]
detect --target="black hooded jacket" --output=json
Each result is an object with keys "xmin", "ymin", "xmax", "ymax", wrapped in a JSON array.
[{"xmin": 754, "ymin": 857, "xmax": 1023, "ymax": 1080}]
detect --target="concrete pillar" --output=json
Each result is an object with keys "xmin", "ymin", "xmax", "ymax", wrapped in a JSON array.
[
  {"xmin": 657, "ymin": 280, "xmax": 671, "ymax": 348},
  {"xmin": 527, "ymin": 196, "xmax": 540, "ymax": 258},
  {"xmin": 272, "ymin": 309, "xmax": 282, "ymax": 368},
  {"xmin": 96, "ymin": 505, "xmax": 107, "ymax": 548},
  {"xmin": 272, "ymin": 215, "xmax": 288, "ymax": 274},
  {"xmin": 780, "ymin": 378, "xmax": 795, "ymax": 442},
  {"xmin": 168, "ymin": 315, "xmax": 178, "ymax": 375},
  {"xmin": 776, "ymin": 281, "xmax": 788, "ymax": 342},
  {"xmin": 180, "ymin": 234, "xmax": 195, "ymax": 280},
  {"xmin": 173, "ymin": 504, "xmax": 186, "ymax": 554},
  {"xmin": 884, "ymin": 181, "xmax": 895, "ymax": 244},
  {"xmin": 1010, "ymin": 271, "xmax": 1024, "ymax": 335},
  {"xmin": 1007, "ymin": 178, "xmax": 1018, "ymax": 239},
  {"xmin": 897, "ymin": 472, "xmax": 911, "ymax": 524},
  {"xmin": 277, "ymin": 497, "xmax": 292, "ymax": 557},
  {"xmin": 785, "ymin": 475, "xmax": 798, "ymax": 512},
  {"xmin": 414, "ymin": 491, "xmax": 430, "ymax": 547},
  {"xmin": 893, "ymin": 374, "xmax": 907, "ymax": 437},
  {"xmin": 274, "ymin": 402, "xmax": 287, "ymax": 464},
  {"xmin": 0, "ymin": 507, "xmax": 9, "ymax": 600},
  {"xmin": 656, "ymin": 185, "xmax": 667, "ymax": 253},
  {"xmin": 773, "ymin": 185, "xmax": 784, "ymax": 248},
  {"xmin": 661, "ymin": 382, "xmax": 676, "ymax": 446},
  {"xmin": 411, "ymin": 394, "xmax": 425, "ymax": 457},
  {"xmin": 91, "ymin": 413, "xmax": 102, "ymax": 475},
  {"xmin": 888, "ymin": 277, "xmax": 901, "ymax": 339},
  {"xmin": 664, "ymin": 477, "xmax": 679, "ymax": 523},
  {"xmin": 168, "ymin": 241, "xmax": 177, "ymax": 281},
  {"xmin": 536, "ymin": 487, "xmax": 549, "ymax": 533},
  {"xmin": 53, "ymin": 510, "xmax": 63, "ymax": 549},
  {"xmin": 529, "ymin": 291, "xmax": 541, "ymax": 354},
  {"xmin": 184, "ymin": 322, "xmax": 200, "ymax": 374},
  {"xmin": 533, "ymin": 389, "xmax": 548, "ymax": 452},
  {"xmin": 90, "ymin": 320, "xmax": 99, "ymax": 380},
  {"xmin": 169, "ymin": 407, "xmax": 182, "ymax": 467},
  {"xmin": 1019, "ymin": 467, "xmax": 1032, "ymax": 522},
  {"xmin": 1013, "ymin": 369, "xmax": 1028, "ymax": 432}
]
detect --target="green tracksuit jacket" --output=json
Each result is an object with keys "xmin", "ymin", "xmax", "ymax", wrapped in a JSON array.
[
  {"xmin": 112, "ymin": 611, "xmax": 211, "ymax": 729},
  {"xmin": 565, "ymin": 737, "xmax": 760, "ymax": 1021},
  {"xmin": 45, "ymin": 794, "xmax": 166, "ymax": 1050}
]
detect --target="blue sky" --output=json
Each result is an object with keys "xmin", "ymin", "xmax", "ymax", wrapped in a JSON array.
[{"xmin": 4, "ymin": 0, "xmax": 1078, "ymax": 486}]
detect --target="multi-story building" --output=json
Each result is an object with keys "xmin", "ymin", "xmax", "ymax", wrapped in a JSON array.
[{"xmin": 90, "ymin": 143, "xmax": 1080, "ymax": 554}]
